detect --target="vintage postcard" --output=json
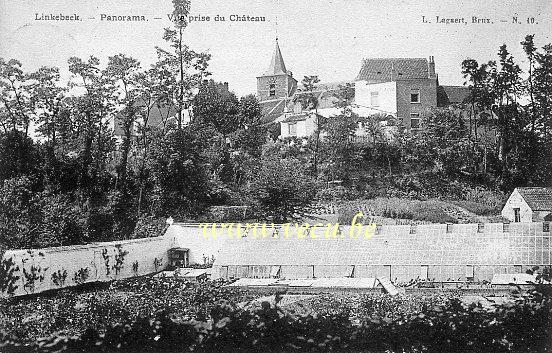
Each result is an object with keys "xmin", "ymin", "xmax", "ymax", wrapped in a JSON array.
[{"xmin": 0, "ymin": 0, "xmax": 551, "ymax": 352}]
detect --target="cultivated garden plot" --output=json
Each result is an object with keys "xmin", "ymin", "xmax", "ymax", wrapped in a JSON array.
[{"xmin": 1, "ymin": 276, "xmax": 551, "ymax": 352}]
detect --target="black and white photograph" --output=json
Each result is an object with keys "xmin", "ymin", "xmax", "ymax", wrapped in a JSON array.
[{"xmin": 0, "ymin": 0, "xmax": 551, "ymax": 351}]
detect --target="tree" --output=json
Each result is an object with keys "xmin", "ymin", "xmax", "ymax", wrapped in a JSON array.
[
  {"xmin": 0, "ymin": 58, "xmax": 33, "ymax": 135},
  {"xmin": 0, "ymin": 130, "xmax": 41, "ymax": 181},
  {"xmin": 298, "ymin": 75, "xmax": 321, "ymax": 175},
  {"xmin": 533, "ymin": 44, "xmax": 552, "ymax": 137},
  {"xmin": 67, "ymin": 56, "xmax": 116, "ymax": 191},
  {"xmin": 155, "ymin": 0, "xmax": 211, "ymax": 128},
  {"xmin": 28, "ymin": 66, "xmax": 66, "ymax": 146},
  {"xmin": 247, "ymin": 156, "xmax": 316, "ymax": 223},
  {"xmin": 323, "ymin": 110, "xmax": 359, "ymax": 185},
  {"xmin": 231, "ymin": 94, "xmax": 265, "ymax": 158},
  {"xmin": 104, "ymin": 53, "xmax": 143, "ymax": 190},
  {"xmin": 407, "ymin": 109, "xmax": 473, "ymax": 177},
  {"xmin": 149, "ymin": 126, "xmax": 212, "ymax": 218},
  {"xmin": 528, "ymin": 43, "xmax": 552, "ymax": 184},
  {"xmin": 192, "ymin": 80, "xmax": 240, "ymax": 136},
  {"xmin": 27, "ymin": 66, "xmax": 66, "ymax": 185},
  {"xmin": 521, "ymin": 35, "xmax": 538, "ymax": 133},
  {"xmin": 0, "ymin": 177, "xmax": 40, "ymax": 249},
  {"xmin": 461, "ymin": 59, "xmax": 494, "ymax": 142}
]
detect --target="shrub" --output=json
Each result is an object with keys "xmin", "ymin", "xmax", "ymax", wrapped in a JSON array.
[
  {"xmin": 204, "ymin": 205, "xmax": 250, "ymax": 223},
  {"xmin": 247, "ymin": 157, "xmax": 316, "ymax": 223},
  {"xmin": 132, "ymin": 216, "xmax": 167, "ymax": 239}
]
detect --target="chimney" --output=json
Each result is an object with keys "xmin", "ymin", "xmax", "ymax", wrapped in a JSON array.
[{"xmin": 428, "ymin": 56, "xmax": 436, "ymax": 78}]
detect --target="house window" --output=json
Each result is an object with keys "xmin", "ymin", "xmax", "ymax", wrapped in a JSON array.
[
  {"xmin": 513, "ymin": 208, "xmax": 520, "ymax": 222},
  {"xmin": 288, "ymin": 122, "xmax": 297, "ymax": 136},
  {"xmin": 410, "ymin": 113, "xmax": 420, "ymax": 129},
  {"xmin": 410, "ymin": 89, "xmax": 420, "ymax": 103},
  {"xmin": 370, "ymin": 92, "xmax": 379, "ymax": 107},
  {"xmin": 269, "ymin": 83, "xmax": 276, "ymax": 97}
]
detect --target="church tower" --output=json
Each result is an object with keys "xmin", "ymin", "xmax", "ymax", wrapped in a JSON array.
[{"xmin": 256, "ymin": 39, "xmax": 297, "ymax": 102}]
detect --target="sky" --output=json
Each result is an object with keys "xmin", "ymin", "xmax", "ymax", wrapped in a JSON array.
[{"xmin": 0, "ymin": 0, "xmax": 551, "ymax": 97}]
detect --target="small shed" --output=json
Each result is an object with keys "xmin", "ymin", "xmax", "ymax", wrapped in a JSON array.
[{"xmin": 501, "ymin": 187, "xmax": 552, "ymax": 222}]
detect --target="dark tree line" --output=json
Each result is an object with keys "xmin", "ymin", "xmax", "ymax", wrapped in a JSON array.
[{"xmin": 0, "ymin": 0, "xmax": 267, "ymax": 249}]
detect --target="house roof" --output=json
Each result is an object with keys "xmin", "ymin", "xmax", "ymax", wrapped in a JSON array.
[
  {"xmin": 440, "ymin": 85, "xmax": 471, "ymax": 105},
  {"xmin": 259, "ymin": 82, "xmax": 354, "ymax": 124},
  {"xmin": 292, "ymin": 81, "xmax": 355, "ymax": 110},
  {"xmin": 259, "ymin": 98, "xmax": 288, "ymax": 124},
  {"xmin": 262, "ymin": 39, "xmax": 288, "ymax": 76},
  {"xmin": 356, "ymin": 58, "xmax": 430, "ymax": 82},
  {"xmin": 517, "ymin": 187, "xmax": 552, "ymax": 211},
  {"xmin": 113, "ymin": 99, "xmax": 178, "ymax": 136},
  {"xmin": 281, "ymin": 112, "xmax": 325, "ymax": 123},
  {"xmin": 282, "ymin": 113, "xmax": 309, "ymax": 123}
]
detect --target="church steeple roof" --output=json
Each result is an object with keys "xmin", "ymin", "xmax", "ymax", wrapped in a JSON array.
[{"xmin": 263, "ymin": 38, "xmax": 287, "ymax": 76}]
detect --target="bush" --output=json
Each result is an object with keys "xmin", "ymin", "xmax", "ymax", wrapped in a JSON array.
[
  {"xmin": 132, "ymin": 216, "xmax": 167, "ymax": 239},
  {"xmin": 247, "ymin": 157, "xmax": 316, "ymax": 223},
  {"xmin": 203, "ymin": 205, "xmax": 250, "ymax": 223}
]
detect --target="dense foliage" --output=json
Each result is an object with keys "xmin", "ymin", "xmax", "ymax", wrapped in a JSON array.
[
  {"xmin": 0, "ymin": 278, "xmax": 259, "ymax": 342},
  {"xmin": 0, "ymin": 277, "xmax": 550, "ymax": 352}
]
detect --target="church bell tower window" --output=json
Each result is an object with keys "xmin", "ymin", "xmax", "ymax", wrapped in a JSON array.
[{"xmin": 269, "ymin": 83, "xmax": 276, "ymax": 97}]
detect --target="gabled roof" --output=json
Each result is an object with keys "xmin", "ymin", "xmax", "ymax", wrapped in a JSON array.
[
  {"xmin": 262, "ymin": 39, "xmax": 287, "ymax": 76},
  {"xmin": 113, "ymin": 98, "xmax": 178, "ymax": 136},
  {"xmin": 356, "ymin": 58, "xmax": 430, "ymax": 82},
  {"xmin": 516, "ymin": 187, "xmax": 552, "ymax": 211},
  {"xmin": 293, "ymin": 81, "xmax": 355, "ymax": 110},
  {"xmin": 259, "ymin": 98, "xmax": 288, "ymax": 124},
  {"xmin": 282, "ymin": 113, "xmax": 309, "ymax": 123},
  {"xmin": 281, "ymin": 112, "xmax": 324, "ymax": 123},
  {"xmin": 440, "ymin": 85, "xmax": 471, "ymax": 105}
]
